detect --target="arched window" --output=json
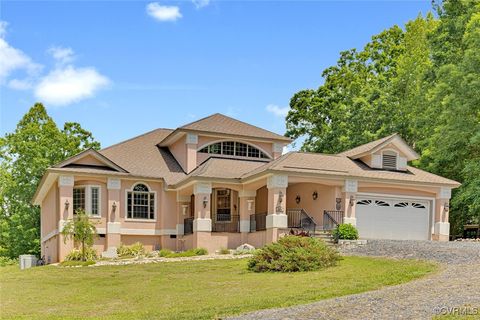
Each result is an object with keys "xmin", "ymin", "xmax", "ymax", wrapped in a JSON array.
[
  {"xmin": 198, "ymin": 141, "xmax": 269, "ymax": 159},
  {"xmin": 127, "ymin": 183, "xmax": 155, "ymax": 220}
]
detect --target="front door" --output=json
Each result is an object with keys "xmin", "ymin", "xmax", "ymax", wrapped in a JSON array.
[{"xmin": 214, "ymin": 189, "xmax": 231, "ymax": 222}]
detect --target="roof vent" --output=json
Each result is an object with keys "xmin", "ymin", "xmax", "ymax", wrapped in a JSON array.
[{"xmin": 382, "ymin": 152, "xmax": 397, "ymax": 170}]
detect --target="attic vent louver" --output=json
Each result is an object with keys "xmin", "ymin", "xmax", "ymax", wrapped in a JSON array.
[{"xmin": 382, "ymin": 153, "xmax": 397, "ymax": 170}]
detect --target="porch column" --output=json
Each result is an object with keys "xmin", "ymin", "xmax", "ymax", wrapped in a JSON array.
[
  {"xmin": 176, "ymin": 194, "xmax": 190, "ymax": 251},
  {"xmin": 106, "ymin": 178, "xmax": 121, "ymax": 252},
  {"xmin": 266, "ymin": 175, "xmax": 288, "ymax": 243},
  {"xmin": 193, "ymin": 182, "xmax": 212, "ymax": 249},
  {"xmin": 433, "ymin": 187, "xmax": 451, "ymax": 241},
  {"xmin": 58, "ymin": 175, "xmax": 74, "ymax": 261},
  {"xmin": 239, "ymin": 190, "xmax": 256, "ymax": 243},
  {"xmin": 342, "ymin": 179, "xmax": 357, "ymax": 226}
]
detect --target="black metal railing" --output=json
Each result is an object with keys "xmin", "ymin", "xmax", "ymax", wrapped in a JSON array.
[
  {"xmin": 323, "ymin": 210, "xmax": 344, "ymax": 230},
  {"xmin": 184, "ymin": 217, "xmax": 194, "ymax": 235},
  {"xmin": 286, "ymin": 208, "xmax": 317, "ymax": 234},
  {"xmin": 212, "ymin": 215, "xmax": 240, "ymax": 233},
  {"xmin": 250, "ymin": 212, "xmax": 267, "ymax": 232}
]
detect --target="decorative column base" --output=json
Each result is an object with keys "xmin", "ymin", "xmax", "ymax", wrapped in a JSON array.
[
  {"xmin": 343, "ymin": 217, "xmax": 356, "ymax": 226},
  {"xmin": 193, "ymin": 218, "xmax": 212, "ymax": 232},
  {"xmin": 266, "ymin": 214, "xmax": 288, "ymax": 229},
  {"xmin": 433, "ymin": 222, "xmax": 450, "ymax": 241}
]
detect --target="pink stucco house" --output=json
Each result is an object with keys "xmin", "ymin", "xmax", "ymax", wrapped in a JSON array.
[{"xmin": 33, "ymin": 114, "xmax": 460, "ymax": 263}]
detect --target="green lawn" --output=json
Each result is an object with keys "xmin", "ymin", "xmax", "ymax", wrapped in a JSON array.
[{"xmin": 0, "ymin": 257, "xmax": 437, "ymax": 320}]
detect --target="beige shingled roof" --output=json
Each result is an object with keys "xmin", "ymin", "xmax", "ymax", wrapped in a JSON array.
[
  {"xmin": 339, "ymin": 133, "xmax": 398, "ymax": 158},
  {"xmin": 183, "ymin": 157, "xmax": 268, "ymax": 182},
  {"xmin": 99, "ymin": 129, "xmax": 187, "ymax": 184},
  {"xmin": 242, "ymin": 152, "xmax": 460, "ymax": 187},
  {"xmin": 160, "ymin": 113, "xmax": 292, "ymax": 145}
]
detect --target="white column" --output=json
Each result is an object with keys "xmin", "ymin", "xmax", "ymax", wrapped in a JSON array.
[{"xmin": 342, "ymin": 179, "xmax": 357, "ymax": 226}]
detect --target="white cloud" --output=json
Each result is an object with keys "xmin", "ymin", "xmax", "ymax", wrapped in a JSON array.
[
  {"xmin": 0, "ymin": 23, "xmax": 42, "ymax": 85},
  {"xmin": 0, "ymin": 21, "xmax": 8, "ymax": 38},
  {"xmin": 34, "ymin": 65, "xmax": 110, "ymax": 106},
  {"xmin": 192, "ymin": 0, "xmax": 210, "ymax": 9},
  {"xmin": 48, "ymin": 46, "xmax": 75, "ymax": 64},
  {"xmin": 266, "ymin": 104, "xmax": 289, "ymax": 117},
  {"xmin": 146, "ymin": 2, "xmax": 182, "ymax": 22},
  {"xmin": 8, "ymin": 78, "xmax": 33, "ymax": 90}
]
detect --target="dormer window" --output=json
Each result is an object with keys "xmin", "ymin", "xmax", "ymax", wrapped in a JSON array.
[
  {"xmin": 382, "ymin": 151, "xmax": 397, "ymax": 170},
  {"xmin": 199, "ymin": 141, "xmax": 269, "ymax": 159}
]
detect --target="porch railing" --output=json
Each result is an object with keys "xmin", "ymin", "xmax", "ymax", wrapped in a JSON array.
[
  {"xmin": 184, "ymin": 217, "xmax": 194, "ymax": 235},
  {"xmin": 323, "ymin": 210, "xmax": 344, "ymax": 231},
  {"xmin": 286, "ymin": 208, "xmax": 317, "ymax": 234},
  {"xmin": 212, "ymin": 215, "xmax": 240, "ymax": 233},
  {"xmin": 250, "ymin": 212, "xmax": 267, "ymax": 232}
]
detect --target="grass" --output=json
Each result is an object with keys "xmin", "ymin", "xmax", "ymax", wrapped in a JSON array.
[{"xmin": 0, "ymin": 256, "xmax": 437, "ymax": 320}]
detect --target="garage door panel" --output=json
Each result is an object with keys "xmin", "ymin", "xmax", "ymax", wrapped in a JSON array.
[{"xmin": 356, "ymin": 197, "xmax": 430, "ymax": 240}]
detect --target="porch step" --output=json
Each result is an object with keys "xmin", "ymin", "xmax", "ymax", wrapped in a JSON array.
[{"xmin": 311, "ymin": 231, "xmax": 335, "ymax": 245}]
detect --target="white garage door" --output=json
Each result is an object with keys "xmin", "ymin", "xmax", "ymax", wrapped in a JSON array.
[{"xmin": 356, "ymin": 197, "xmax": 430, "ymax": 240}]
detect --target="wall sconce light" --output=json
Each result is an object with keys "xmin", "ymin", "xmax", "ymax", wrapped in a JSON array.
[
  {"xmin": 349, "ymin": 195, "xmax": 355, "ymax": 207},
  {"xmin": 203, "ymin": 196, "xmax": 208, "ymax": 209},
  {"xmin": 182, "ymin": 205, "xmax": 189, "ymax": 216},
  {"xmin": 336, "ymin": 198, "xmax": 342, "ymax": 210},
  {"xmin": 295, "ymin": 195, "xmax": 301, "ymax": 204},
  {"xmin": 64, "ymin": 200, "xmax": 70, "ymax": 211},
  {"xmin": 312, "ymin": 191, "xmax": 318, "ymax": 200},
  {"xmin": 112, "ymin": 202, "xmax": 117, "ymax": 213},
  {"xmin": 247, "ymin": 200, "xmax": 254, "ymax": 212},
  {"xmin": 444, "ymin": 202, "xmax": 450, "ymax": 213}
]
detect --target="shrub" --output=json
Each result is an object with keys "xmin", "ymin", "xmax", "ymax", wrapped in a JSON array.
[
  {"xmin": 218, "ymin": 248, "xmax": 230, "ymax": 255},
  {"xmin": 158, "ymin": 249, "xmax": 172, "ymax": 257},
  {"xmin": 0, "ymin": 257, "xmax": 18, "ymax": 267},
  {"xmin": 247, "ymin": 235, "xmax": 340, "ymax": 272},
  {"xmin": 333, "ymin": 224, "xmax": 359, "ymax": 240},
  {"xmin": 60, "ymin": 260, "xmax": 96, "ymax": 267},
  {"xmin": 117, "ymin": 242, "xmax": 146, "ymax": 258},
  {"xmin": 65, "ymin": 248, "xmax": 98, "ymax": 261},
  {"xmin": 159, "ymin": 248, "xmax": 208, "ymax": 258}
]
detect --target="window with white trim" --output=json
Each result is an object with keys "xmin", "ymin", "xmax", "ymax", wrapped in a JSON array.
[
  {"xmin": 198, "ymin": 141, "xmax": 269, "ymax": 159},
  {"xmin": 382, "ymin": 151, "xmax": 397, "ymax": 170},
  {"xmin": 73, "ymin": 185, "xmax": 101, "ymax": 217},
  {"xmin": 127, "ymin": 183, "xmax": 155, "ymax": 220}
]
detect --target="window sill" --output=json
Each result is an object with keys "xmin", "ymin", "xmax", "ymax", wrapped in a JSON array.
[{"xmin": 125, "ymin": 219, "xmax": 157, "ymax": 223}]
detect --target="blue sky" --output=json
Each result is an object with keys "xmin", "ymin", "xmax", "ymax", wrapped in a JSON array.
[{"xmin": 0, "ymin": 0, "xmax": 432, "ymax": 149}]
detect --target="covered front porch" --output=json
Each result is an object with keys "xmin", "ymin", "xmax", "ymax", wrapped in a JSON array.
[{"xmin": 175, "ymin": 175, "xmax": 353, "ymax": 251}]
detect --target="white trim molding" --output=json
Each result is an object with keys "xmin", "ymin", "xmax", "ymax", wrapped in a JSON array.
[
  {"xmin": 239, "ymin": 190, "xmax": 256, "ymax": 198},
  {"xmin": 124, "ymin": 182, "xmax": 157, "ymax": 221},
  {"xmin": 439, "ymin": 187, "xmax": 452, "ymax": 199},
  {"xmin": 107, "ymin": 222, "xmax": 121, "ymax": 234},
  {"xmin": 41, "ymin": 229, "xmax": 59, "ymax": 243},
  {"xmin": 193, "ymin": 218, "xmax": 212, "ymax": 232},
  {"xmin": 58, "ymin": 175, "xmax": 74, "ymax": 187},
  {"xmin": 240, "ymin": 220, "xmax": 250, "ymax": 233},
  {"xmin": 344, "ymin": 179, "xmax": 358, "ymax": 193},
  {"xmin": 120, "ymin": 228, "xmax": 177, "ymax": 236},
  {"xmin": 186, "ymin": 133, "xmax": 198, "ymax": 144},
  {"xmin": 434, "ymin": 222, "xmax": 450, "ymax": 236},
  {"xmin": 267, "ymin": 175, "xmax": 288, "ymax": 189},
  {"xmin": 193, "ymin": 182, "xmax": 212, "ymax": 195},
  {"xmin": 107, "ymin": 178, "xmax": 121, "ymax": 190},
  {"xmin": 266, "ymin": 213, "xmax": 287, "ymax": 229}
]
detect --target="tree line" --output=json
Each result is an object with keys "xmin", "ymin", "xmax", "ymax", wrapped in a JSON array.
[{"xmin": 286, "ymin": 0, "xmax": 479, "ymax": 236}]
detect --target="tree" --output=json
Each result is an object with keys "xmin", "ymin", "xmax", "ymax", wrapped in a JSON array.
[
  {"xmin": 0, "ymin": 103, "xmax": 100, "ymax": 258},
  {"xmin": 61, "ymin": 210, "xmax": 97, "ymax": 261}
]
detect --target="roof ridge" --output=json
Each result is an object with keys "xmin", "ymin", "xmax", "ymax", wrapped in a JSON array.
[
  {"xmin": 179, "ymin": 113, "xmax": 221, "ymax": 129},
  {"xmin": 101, "ymin": 128, "xmax": 173, "ymax": 152}
]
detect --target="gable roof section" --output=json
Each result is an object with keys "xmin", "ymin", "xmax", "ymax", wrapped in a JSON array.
[
  {"xmin": 339, "ymin": 133, "xmax": 419, "ymax": 161},
  {"xmin": 99, "ymin": 128, "xmax": 187, "ymax": 185},
  {"xmin": 241, "ymin": 151, "xmax": 460, "ymax": 187},
  {"xmin": 53, "ymin": 148, "xmax": 128, "ymax": 173},
  {"xmin": 159, "ymin": 113, "xmax": 292, "ymax": 146}
]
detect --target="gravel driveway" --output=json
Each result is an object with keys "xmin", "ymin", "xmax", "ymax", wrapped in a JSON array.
[{"xmin": 230, "ymin": 240, "xmax": 480, "ymax": 320}]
